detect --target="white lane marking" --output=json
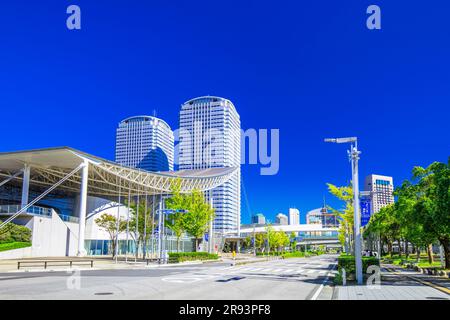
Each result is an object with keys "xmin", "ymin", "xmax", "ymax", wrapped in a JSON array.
[{"xmin": 311, "ymin": 263, "xmax": 337, "ymax": 300}]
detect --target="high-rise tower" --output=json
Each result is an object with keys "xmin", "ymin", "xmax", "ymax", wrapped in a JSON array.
[
  {"xmin": 115, "ymin": 116, "xmax": 174, "ymax": 172},
  {"xmin": 178, "ymin": 96, "xmax": 241, "ymax": 233}
]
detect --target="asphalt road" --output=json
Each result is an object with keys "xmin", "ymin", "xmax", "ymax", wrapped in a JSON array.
[{"xmin": 0, "ymin": 254, "xmax": 338, "ymax": 300}]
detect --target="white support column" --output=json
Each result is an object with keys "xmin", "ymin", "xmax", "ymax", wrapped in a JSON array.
[
  {"xmin": 77, "ymin": 160, "xmax": 89, "ymax": 257},
  {"xmin": 21, "ymin": 164, "xmax": 31, "ymax": 208}
]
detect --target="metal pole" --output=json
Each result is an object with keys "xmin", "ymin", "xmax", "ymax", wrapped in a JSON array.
[
  {"xmin": 135, "ymin": 191, "xmax": 139, "ymax": 262},
  {"xmin": 114, "ymin": 180, "xmax": 121, "ymax": 263},
  {"xmin": 253, "ymin": 224, "xmax": 256, "ymax": 256},
  {"xmin": 143, "ymin": 192, "xmax": 148, "ymax": 260},
  {"xmin": 209, "ymin": 197, "xmax": 214, "ymax": 254},
  {"xmin": 126, "ymin": 187, "xmax": 131, "ymax": 262},
  {"xmin": 350, "ymin": 142, "xmax": 363, "ymax": 285},
  {"xmin": 151, "ymin": 193, "xmax": 155, "ymax": 259},
  {"xmin": 440, "ymin": 245, "xmax": 445, "ymax": 268},
  {"xmin": 157, "ymin": 200, "xmax": 162, "ymax": 263}
]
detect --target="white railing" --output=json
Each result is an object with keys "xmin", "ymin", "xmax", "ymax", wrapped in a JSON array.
[{"xmin": 0, "ymin": 204, "xmax": 52, "ymax": 217}]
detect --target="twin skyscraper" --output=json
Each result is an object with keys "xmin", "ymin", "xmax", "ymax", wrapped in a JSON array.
[{"xmin": 115, "ymin": 96, "xmax": 241, "ymax": 234}]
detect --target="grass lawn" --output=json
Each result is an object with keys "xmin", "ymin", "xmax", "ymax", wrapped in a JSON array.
[
  {"xmin": 382, "ymin": 254, "xmax": 446, "ymax": 269},
  {"xmin": 0, "ymin": 242, "xmax": 31, "ymax": 252}
]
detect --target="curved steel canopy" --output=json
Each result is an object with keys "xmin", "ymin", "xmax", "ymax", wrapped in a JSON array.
[{"xmin": 0, "ymin": 147, "xmax": 237, "ymax": 197}]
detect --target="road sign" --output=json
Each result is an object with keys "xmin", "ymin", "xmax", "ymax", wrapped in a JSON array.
[
  {"xmin": 360, "ymin": 199, "xmax": 371, "ymax": 227},
  {"xmin": 205, "ymin": 233, "xmax": 209, "ymax": 242}
]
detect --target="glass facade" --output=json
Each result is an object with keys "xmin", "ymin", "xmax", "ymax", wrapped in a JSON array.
[{"xmin": 85, "ymin": 236, "xmax": 195, "ymax": 256}]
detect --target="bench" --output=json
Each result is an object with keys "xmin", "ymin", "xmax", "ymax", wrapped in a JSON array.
[{"xmin": 17, "ymin": 259, "xmax": 94, "ymax": 270}]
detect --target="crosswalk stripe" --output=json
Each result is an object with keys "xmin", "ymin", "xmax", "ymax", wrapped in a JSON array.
[
  {"xmin": 307, "ymin": 270, "xmax": 315, "ymax": 274},
  {"xmin": 319, "ymin": 271, "xmax": 327, "ymax": 275},
  {"xmin": 297, "ymin": 269, "xmax": 304, "ymax": 273}
]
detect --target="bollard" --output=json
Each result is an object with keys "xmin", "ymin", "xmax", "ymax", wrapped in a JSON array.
[{"xmin": 342, "ymin": 268, "xmax": 346, "ymax": 286}]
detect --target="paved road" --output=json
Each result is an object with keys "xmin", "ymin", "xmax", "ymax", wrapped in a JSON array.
[{"xmin": 0, "ymin": 254, "xmax": 337, "ymax": 300}]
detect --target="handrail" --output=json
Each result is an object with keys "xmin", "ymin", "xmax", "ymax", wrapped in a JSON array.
[{"xmin": 0, "ymin": 163, "xmax": 85, "ymax": 230}]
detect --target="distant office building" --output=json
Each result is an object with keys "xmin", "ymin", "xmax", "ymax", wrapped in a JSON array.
[
  {"xmin": 115, "ymin": 116, "xmax": 174, "ymax": 171},
  {"xmin": 252, "ymin": 213, "xmax": 266, "ymax": 225},
  {"xmin": 275, "ymin": 213, "xmax": 288, "ymax": 225},
  {"xmin": 364, "ymin": 174, "xmax": 394, "ymax": 213},
  {"xmin": 178, "ymin": 96, "xmax": 241, "ymax": 233},
  {"xmin": 306, "ymin": 206, "xmax": 338, "ymax": 228},
  {"xmin": 288, "ymin": 208, "xmax": 300, "ymax": 225}
]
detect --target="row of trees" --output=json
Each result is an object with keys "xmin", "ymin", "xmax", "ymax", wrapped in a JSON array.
[
  {"xmin": 95, "ymin": 179, "xmax": 215, "ymax": 258},
  {"xmin": 364, "ymin": 161, "xmax": 449, "ymax": 268},
  {"xmin": 243, "ymin": 225, "xmax": 294, "ymax": 253}
]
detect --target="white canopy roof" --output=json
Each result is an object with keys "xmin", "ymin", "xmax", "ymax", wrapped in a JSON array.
[{"xmin": 0, "ymin": 147, "xmax": 237, "ymax": 197}]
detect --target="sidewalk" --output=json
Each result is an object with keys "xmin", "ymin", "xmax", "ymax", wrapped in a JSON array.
[
  {"xmin": 0, "ymin": 254, "xmax": 269, "ymax": 273},
  {"xmin": 334, "ymin": 266, "xmax": 450, "ymax": 300}
]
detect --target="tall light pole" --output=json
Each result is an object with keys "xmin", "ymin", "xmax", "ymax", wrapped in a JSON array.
[{"xmin": 325, "ymin": 137, "xmax": 363, "ymax": 285}]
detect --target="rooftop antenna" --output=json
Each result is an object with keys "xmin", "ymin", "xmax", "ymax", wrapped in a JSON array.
[{"xmin": 153, "ymin": 109, "xmax": 157, "ymax": 118}]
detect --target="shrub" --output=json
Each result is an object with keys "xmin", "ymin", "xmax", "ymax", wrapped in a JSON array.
[
  {"xmin": 0, "ymin": 222, "xmax": 32, "ymax": 244},
  {"xmin": 282, "ymin": 251, "xmax": 306, "ymax": 258},
  {"xmin": 256, "ymin": 251, "xmax": 283, "ymax": 256},
  {"xmin": 168, "ymin": 252, "xmax": 218, "ymax": 263},
  {"xmin": 337, "ymin": 254, "xmax": 380, "ymax": 281}
]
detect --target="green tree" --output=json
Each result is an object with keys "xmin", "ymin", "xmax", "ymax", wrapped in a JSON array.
[
  {"xmin": 289, "ymin": 232, "xmax": 297, "ymax": 252},
  {"xmin": 127, "ymin": 198, "xmax": 156, "ymax": 259},
  {"xmin": 327, "ymin": 183, "xmax": 353, "ymax": 252},
  {"xmin": 95, "ymin": 213, "xmax": 127, "ymax": 258},
  {"xmin": 413, "ymin": 160, "xmax": 450, "ymax": 268},
  {"xmin": 165, "ymin": 179, "xmax": 189, "ymax": 252},
  {"xmin": 182, "ymin": 190, "xmax": 215, "ymax": 251}
]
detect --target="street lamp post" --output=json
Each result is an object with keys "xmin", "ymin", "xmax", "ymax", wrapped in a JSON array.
[{"xmin": 325, "ymin": 137, "xmax": 363, "ymax": 285}]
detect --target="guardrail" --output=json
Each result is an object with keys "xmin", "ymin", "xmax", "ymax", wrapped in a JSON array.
[
  {"xmin": 17, "ymin": 259, "xmax": 94, "ymax": 270},
  {"xmin": 59, "ymin": 214, "xmax": 80, "ymax": 223},
  {"xmin": 0, "ymin": 204, "xmax": 52, "ymax": 217}
]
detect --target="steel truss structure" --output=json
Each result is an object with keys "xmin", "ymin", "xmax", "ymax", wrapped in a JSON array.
[{"xmin": 0, "ymin": 147, "xmax": 238, "ymax": 197}]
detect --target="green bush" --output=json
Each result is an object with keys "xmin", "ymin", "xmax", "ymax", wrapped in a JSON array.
[
  {"xmin": 337, "ymin": 254, "xmax": 380, "ymax": 281},
  {"xmin": 0, "ymin": 242, "xmax": 31, "ymax": 252},
  {"xmin": 282, "ymin": 251, "xmax": 307, "ymax": 258},
  {"xmin": 0, "ymin": 222, "xmax": 31, "ymax": 244},
  {"xmin": 168, "ymin": 252, "xmax": 219, "ymax": 263},
  {"xmin": 256, "ymin": 251, "xmax": 284, "ymax": 256}
]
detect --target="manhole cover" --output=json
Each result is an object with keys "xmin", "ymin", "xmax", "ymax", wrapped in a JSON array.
[{"xmin": 94, "ymin": 292, "xmax": 114, "ymax": 296}]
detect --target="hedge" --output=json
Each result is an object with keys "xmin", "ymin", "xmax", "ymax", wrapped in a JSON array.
[
  {"xmin": 337, "ymin": 254, "xmax": 380, "ymax": 281},
  {"xmin": 0, "ymin": 222, "xmax": 31, "ymax": 244},
  {"xmin": 282, "ymin": 252, "xmax": 308, "ymax": 258},
  {"xmin": 0, "ymin": 242, "xmax": 32, "ymax": 252},
  {"xmin": 168, "ymin": 252, "xmax": 219, "ymax": 263}
]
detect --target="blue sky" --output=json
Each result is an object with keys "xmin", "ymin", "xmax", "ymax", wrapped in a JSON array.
[{"xmin": 0, "ymin": 1, "xmax": 449, "ymax": 224}]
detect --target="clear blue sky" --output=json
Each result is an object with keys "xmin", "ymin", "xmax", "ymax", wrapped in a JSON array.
[{"xmin": 0, "ymin": 1, "xmax": 449, "ymax": 224}]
